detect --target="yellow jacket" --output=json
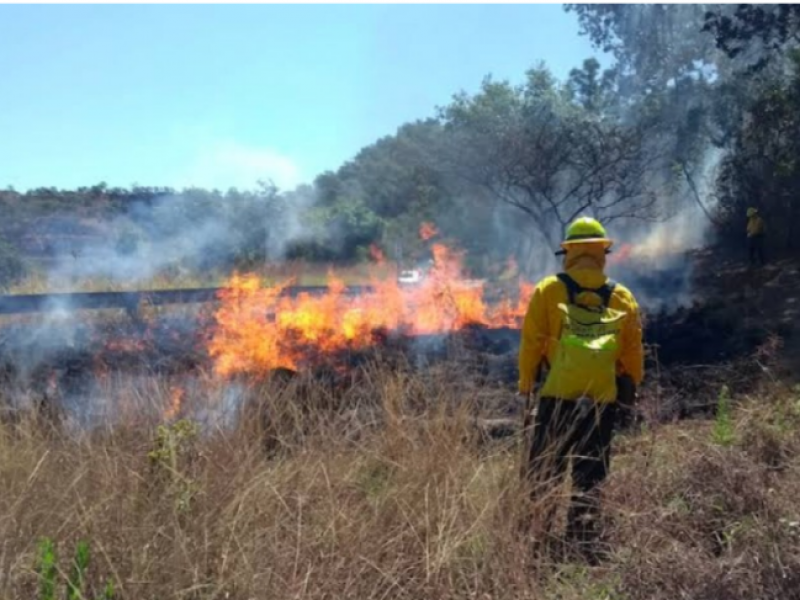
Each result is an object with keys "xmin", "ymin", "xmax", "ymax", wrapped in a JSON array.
[
  {"xmin": 747, "ymin": 215, "xmax": 765, "ymax": 237},
  {"xmin": 518, "ymin": 266, "xmax": 644, "ymax": 399}
]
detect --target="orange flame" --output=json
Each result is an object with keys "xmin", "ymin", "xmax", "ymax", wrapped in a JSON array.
[
  {"xmin": 165, "ymin": 386, "xmax": 184, "ymax": 421},
  {"xmin": 607, "ymin": 243, "xmax": 634, "ymax": 265},
  {"xmin": 208, "ymin": 225, "xmax": 534, "ymax": 378},
  {"xmin": 419, "ymin": 222, "xmax": 438, "ymax": 241},
  {"xmin": 369, "ymin": 243, "xmax": 385, "ymax": 264}
]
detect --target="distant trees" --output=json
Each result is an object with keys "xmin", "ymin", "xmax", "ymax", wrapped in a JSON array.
[
  {"xmin": 438, "ymin": 65, "xmax": 661, "ymax": 249},
  {"xmin": 570, "ymin": 3, "xmax": 800, "ymax": 255},
  {"xmin": 7, "ymin": 4, "xmax": 800, "ymax": 275},
  {"xmin": 714, "ymin": 51, "xmax": 800, "ymax": 250}
]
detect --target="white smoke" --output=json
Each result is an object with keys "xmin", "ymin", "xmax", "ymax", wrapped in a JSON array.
[
  {"xmin": 40, "ymin": 186, "xmax": 316, "ymax": 288},
  {"xmin": 173, "ymin": 141, "xmax": 303, "ymax": 192}
]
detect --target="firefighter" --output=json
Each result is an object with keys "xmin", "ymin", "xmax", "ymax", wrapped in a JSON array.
[
  {"xmin": 746, "ymin": 207, "xmax": 766, "ymax": 267},
  {"xmin": 518, "ymin": 216, "xmax": 644, "ymax": 560}
]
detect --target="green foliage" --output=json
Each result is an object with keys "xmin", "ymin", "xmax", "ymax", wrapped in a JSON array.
[
  {"xmin": 566, "ymin": 4, "xmax": 725, "ymax": 92},
  {"xmin": 713, "ymin": 52, "xmax": 800, "ymax": 250},
  {"xmin": 7, "ymin": 5, "xmax": 798, "ymax": 274},
  {"xmin": 148, "ymin": 419, "xmax": 199, "ymax": 470},
  {"xmin": 101, "ymin": 580, "xmax": 115, "ymax": 600},
  {"xmin": 148, "ymin": 419, "xmax": 201, "ymax": 515},
  {"xmin": 439, "ymin": 65, "xmax": 659, "ymax": 243},
  {"xmin": 66, "ymin": 541, "xmax": 90, "ymax": 600},
  {"xmin": 36, "ymin": 538, "xmax": 114, "ymax": 600},
  {"xmin": 712, "ymin": 385, "xmax": 736, "ymax": 446},
  {"xmin": 703, "ymin": 5, "xmax": 800, "ymax": 69},
  {"xmin": 37, "ymin": 538, "xmax": 58, "ymax": 600}
]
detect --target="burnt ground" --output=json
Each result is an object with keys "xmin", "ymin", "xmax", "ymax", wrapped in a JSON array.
[
  {"xmin": 1, "ymin": 249, "xmax": 798, "ymax": 428},
  {"xmin": 639, "ymin": 247, "xmax": 799, "ymax": 419}
]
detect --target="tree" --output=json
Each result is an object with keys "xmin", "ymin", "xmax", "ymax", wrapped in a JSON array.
[
  {"xmin": 565, "ymin": 4, "xmax": 730, "ymax": 95},
  {"xmin": 713, "ymin": 50, "xmax": 800, "ymax": 251},
  {"xmin": 703, "ymin": 4, "xmax": 800, "ymax": 71},
  {"xmin": 438, "ymin": 67, "xmax": 661, "ymax": 249},
  {"xmin": 567, "ymin": 58, "xmax": 618, "ymax": 114}
]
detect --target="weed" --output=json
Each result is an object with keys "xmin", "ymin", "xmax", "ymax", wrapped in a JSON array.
[
  {"xmin": 36, "ymin": 538, "xmax": 57, "ymax": 600},
  {"xmin": 712, "ymin": 384, "xmax": 736, "ymax": 446},
  {"xmin": 65, "ymin": 541, "xmax": 89, "ymax": 600},
  {"xmin": 147, "ymin": 418, "xmax": 201, "ymax": 514},
  {"xmin": 35, "ymin": 538, "xmax": 114, "ymax": 600}
]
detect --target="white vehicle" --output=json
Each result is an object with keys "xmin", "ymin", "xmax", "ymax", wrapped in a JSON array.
[{"xmin": 398, "ymin": 269, "xmax": 423, "ymax": 285}]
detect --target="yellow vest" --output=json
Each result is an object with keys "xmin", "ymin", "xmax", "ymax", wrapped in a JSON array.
[
  {"xmin": 747, "ymin": 215, "xmax": 766, "ymax": 237},
  {"xmin": 518, "ymin": 267, "xmax": 644, "ymax": 400}
]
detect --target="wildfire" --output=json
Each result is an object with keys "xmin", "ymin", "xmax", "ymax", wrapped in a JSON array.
[
  {"xmin": 208, "ymin": 225, "xmax": 534, "ymax": 378},
  {"xmin": 608, "ymin": 243, "xmax": 634, "ymax": 266},
  {"xmin": 165, "ymin": 386, "xmax": 184, "ymax": 421},
  {"xmin": 419, "ymin": 222, "xmax": 438, "ymax": 241},
  {"xmin": 369, "ymin": 244, "xmax": 385, "ymax": 263}
]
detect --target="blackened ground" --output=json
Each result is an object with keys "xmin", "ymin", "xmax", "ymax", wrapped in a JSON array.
[
  {"xmin": 2, "ymin": 249, "xmax": 798, "ymax": 428},
  {"xmin": 636, "ymin": 248, "xmax": 799, "ymax": 419}
]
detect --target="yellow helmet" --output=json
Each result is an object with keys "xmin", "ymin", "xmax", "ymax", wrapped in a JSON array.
[
  {"xmin": 747, "ymin": 207, "xmax": 758, "ymax": 217},
  {"xmin": 556, "ymin": 216, "xmax": 613, "ymax": 255}
]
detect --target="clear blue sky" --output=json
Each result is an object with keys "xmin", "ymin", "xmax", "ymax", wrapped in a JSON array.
[{"xmin": 0, "ymin": 4, "xmax": 605, "ymax": 192}]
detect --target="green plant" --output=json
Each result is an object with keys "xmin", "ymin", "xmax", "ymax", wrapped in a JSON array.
[
  {"xmin": 37, "ymin": 538, "xmax": 58, "ymax": 600},
  {"xmin": 147, "ymin": 419, "xmax": 201, "ymax": 514},
  {"xmin": 66, "ymin": 541, "xmax": 90, "ymax": 600},
  {"xmin": 148, "ymin": 419, "xmax": 200, "ymax": 472},
  {"xmin": 36, "ymin": 538, "xmax": 114, "ymax": 600},
  {"xmin": 712, "ymin": 385, "xmax": 736, "ymax": 446}
]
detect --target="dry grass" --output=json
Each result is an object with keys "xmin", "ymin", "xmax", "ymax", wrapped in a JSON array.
[{"xmin": 1, "ymin": 367, "xmax": 800, "ymax": 600}]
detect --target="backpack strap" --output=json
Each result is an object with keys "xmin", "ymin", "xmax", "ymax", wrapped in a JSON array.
[
  {"xmin": 557, "ymin": 273, "xmax": 617, "ymax": 308},
  {"xmin": 597, "ymin": 279, "xmax": 617, "ymax": 308},
  {"xmin": 556, "ymin": 273, "xmax": 581, "ymax": 304}
]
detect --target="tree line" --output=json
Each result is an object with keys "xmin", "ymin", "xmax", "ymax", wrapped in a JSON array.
[{"xmin": 2, "ymin": 4, "xmax": 800, "ymax": 288}]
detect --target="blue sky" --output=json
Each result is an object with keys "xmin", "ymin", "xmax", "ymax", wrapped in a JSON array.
[{"xmin": 0, "ymin": 4, "xmax": 605, "ymax": 192}]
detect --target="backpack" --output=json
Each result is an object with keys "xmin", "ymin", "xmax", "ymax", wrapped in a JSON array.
[{"xmin": 539, "ymin": 273, "xmax": 628, "ymax": 402}]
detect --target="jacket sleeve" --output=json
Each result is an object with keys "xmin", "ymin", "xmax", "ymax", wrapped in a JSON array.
[
  {"xmin": 518, "ymin": 284, "xmax": 549, "ymax": 393},
  {"xmin": 619, "ymin": 295, "xmax": 644, "ymax": 386}
]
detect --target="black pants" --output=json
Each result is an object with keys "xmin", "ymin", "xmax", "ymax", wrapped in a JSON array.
[
  {"xmin": 748, "ymin": 234, "xmax": 766, "ymax": 266},
  {"xmin": 523, "ymin": 397, "xmax": 618, "ymax": 544}
]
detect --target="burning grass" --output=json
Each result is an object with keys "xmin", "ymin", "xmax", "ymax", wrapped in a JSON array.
[
  {"xmin": 208, "ymin": 230, "xmax": 531, "ymax": 378},
  {"xmin": 1, "ymin": 367, "xmax": 800, "ymax": 600}
]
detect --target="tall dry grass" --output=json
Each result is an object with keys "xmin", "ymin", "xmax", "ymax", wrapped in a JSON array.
[{"xmin": 1, "ymin": 366, "xmax": 800, "ymax": 599}]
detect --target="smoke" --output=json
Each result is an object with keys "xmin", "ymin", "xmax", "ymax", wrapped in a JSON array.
[
  {"xmin": 175, "ymin": 141, "xmax": 303, "ymax": 192},
  {"xmin": 604, "ymin": 147, "xmax": 725, "ymax": 311},
  {"xmin": 0, "ymin": 185, "xmax": 320, "ymax": 426},
  {"xmin": 39, "ymin": 187, "xmax": 316, "ymax": 288}
]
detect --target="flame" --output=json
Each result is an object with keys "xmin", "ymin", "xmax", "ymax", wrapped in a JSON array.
[
  {"xmin": 419, "ymin": 222, "xmax": 438, "ymax": 241},
  {"xmin": 489, "ymin": 282, "xmax": 535, "ymax": 328},
  {"xmin": 607, "ymin": 243, "xmax": 634, "ymax": 265},
  {"xmin": 369, "ymin": 244, "xmax": 385, "ymax": 264},
  {"xmin": 165, "ymin": 386, "xmax": 184, "ymax": 420},
  {"xmin": 208, "ymin": 225, "xmax": 534, "ymax": 378}
]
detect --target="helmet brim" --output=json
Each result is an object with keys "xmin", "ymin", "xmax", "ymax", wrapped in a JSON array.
[{"xmin": 555, "ymin": 238, "xmax": 613, "ymax": 256}]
